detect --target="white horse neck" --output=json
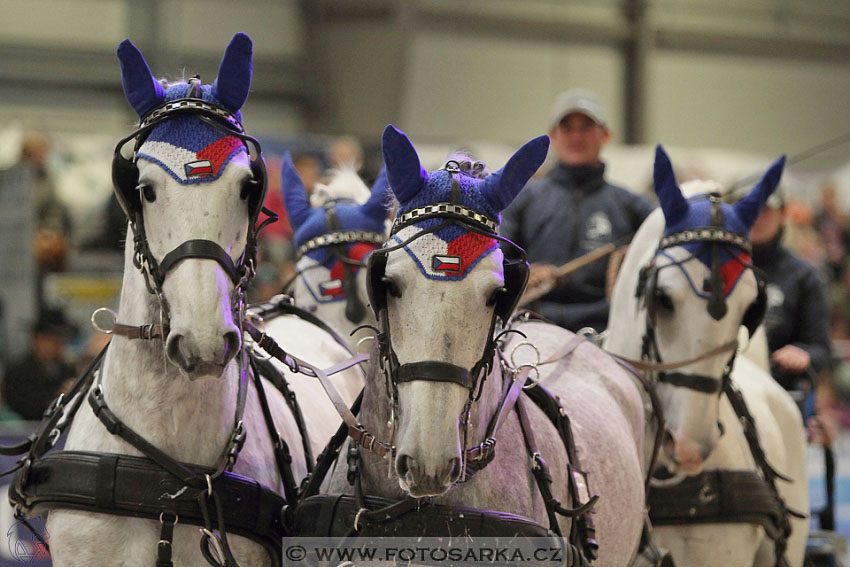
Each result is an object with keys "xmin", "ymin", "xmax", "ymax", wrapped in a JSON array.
[
  {"xmin": 604, "ymin": 208, "xmax": 665, "ymax": 360},
  {"xmin": 68, "ymin": 226, "xmax": 239, "ymax": 467}
]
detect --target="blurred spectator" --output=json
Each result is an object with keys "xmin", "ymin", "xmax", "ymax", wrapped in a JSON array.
[
  {"xmin": 293, "ymin": 152, "xmax": 323, "ymax": 198},
  {"xmin": 501, "ymin": 89, "xmax": 654, "ymax": 332},
  {"xmin": 813, "ymin": 183, "xmax": 850, "ymax": 280},
  {"xmin": 750, "ymin": 191, "xmax": 833, "ymax": 445},
  {"xmin": 326, "ymin": 135, "xmax": 364, "ymax": 173},
  {"xmin": 1, "ymin": 307, "xmax": 77, "ymax": 421}
]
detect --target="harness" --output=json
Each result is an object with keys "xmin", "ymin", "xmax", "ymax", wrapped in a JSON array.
[
  {"xmin": 285, "ymin": 162, "xmax": 603, "ymax": 565},
  {"xmin": 628, "ymin": 193, "xmax": 800, "ymax": 567}
]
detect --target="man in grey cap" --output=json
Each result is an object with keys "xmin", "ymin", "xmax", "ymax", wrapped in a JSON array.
[{"xmin": 501, "ymin": 89, "xmax": 654, "ymax": 332}]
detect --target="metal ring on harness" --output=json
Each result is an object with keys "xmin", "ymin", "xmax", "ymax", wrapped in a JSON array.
[
  {"xmin": 244, "ymin": 331, "xmax": 272, "ymax": 362},
  {"xmin": 355, "ymin": 335, "xmax": 375, "ymax": 354},
  {"xmin": 160, "ymin": 512, "xmax": 179, "ymax": 526},
  {"xmin": 92, "ymin": 307, "xmax": 118, "ymax": 334},
  {"xmin": 510, "ymin": 340, "xmax": 540, "ymax": 368},
  {"xmin": 353, "ymin": 507, "xmax": 368, "ymax": 532},
  {"xmin": 518, "ymin": 363, "xmax": 541, "ymax": 390}
]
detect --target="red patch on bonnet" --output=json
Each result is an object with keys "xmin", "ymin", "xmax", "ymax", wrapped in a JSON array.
[
  {"xmin": 326, "ymin": 243, "xmax": 381, "ymax": 297},
  {"xmin": 196, "ymin": 136, "xmax": 244, "ymax": 176},
  {"xmin": 446, "ymin": 232, "xmax": 497, "ymax": 274},
  {"xmin": 720, "ymin": 252, "xmax": 750, "ymax": 294}
]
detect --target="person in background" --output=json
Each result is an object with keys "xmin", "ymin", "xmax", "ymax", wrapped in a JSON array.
[
  {"xmin": 501, "ymin": 89, "xmax": 654, "ymax": 332},
  {"xmin": 750, "ymin": 191, "xmax": 833, "ymax": 438},
  {"xmin": 1, "ymin": 307, "xmax": 77, "ymax": 421}
]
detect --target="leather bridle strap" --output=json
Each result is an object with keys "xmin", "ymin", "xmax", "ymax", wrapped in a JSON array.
[
  {"xmin": 87, "ymin": 365, "xmax": 249, "ymax": 491},
  {"xmin": 610, "ymin": 339, "xmax": 738, "ymax": 373},
  {"xmin": 658, "ymin": 371, "xmax": 723, "ymax": 394},
  {"xmin": 242, "ymin": 322, "xmax": 386, "ymax": 456},
  {"xmin": 396, "ymin": 362, "xmax": 473, "ymax": 389},
  {"xmin": 158, "ymin": 239, "xmax": 240, "ymax": 284}
]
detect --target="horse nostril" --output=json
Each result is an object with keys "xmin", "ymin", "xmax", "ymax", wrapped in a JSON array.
[
  {"xmin": 222, "ymin": 330, "xmax": 241, "ymax": 365},
  {"xmin": 166, "ymin": 333, "xmax": 193, "ymax": 371},
  {"xmin": 444, "ymin": 457, "xmax": 462, "ymax": 484},
  {"xmin": 396, "ymin": 454, "xmax": 410, "ymax": 478}
]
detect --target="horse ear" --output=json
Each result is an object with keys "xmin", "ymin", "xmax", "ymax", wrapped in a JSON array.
[
  {"xmin": 281, "ymin": 152, "xmax": 312, "ymax": 229},
  {"xmin": 117, "ymin": 39, "xmax": 166, "ymax": 119},
  {"xmin": 381, "ymin": 125, "xmax": 427, "ymax": 204},
  {"xmin": 480, "ymin": 135, "xmax": 549, "ymax": 212},
  {"xmin": 211, "ymin": 32, "xmax": 253, "ymax": 113},
  {"xmin": 654, "ymin": 144, "xmax": 689, "ymax": 225},
  {"xmin": 734, "ymin": 155, "xmax": 786, "ymax": 228},
  {"xmin": 360, "ymin": 165, "xmax": 389, "ymax": 222}
]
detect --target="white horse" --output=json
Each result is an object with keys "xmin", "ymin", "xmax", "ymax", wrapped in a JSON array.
[
  {"xmin": 605, "ymin": 145, "xmax": 808, "ymax": 567},
  {"xmin": 315, "ymin": 125, "xmax": 647, "ymax": 566},
  {"xmin": 280, "ymin": 157, "xmax": 389, "ymax": 353},
  {"xmin": 22, "ymin": 34, "xmax": 357, "ymax": 567}
]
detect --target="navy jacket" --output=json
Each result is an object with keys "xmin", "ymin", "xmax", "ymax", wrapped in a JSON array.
[
  {"xmin": 501, "ymin": 163, "xmax": 655, "ymax": 331},
  {"xmin": 752, "ymin": 233, "xmax": 832, "ymax": 388}
]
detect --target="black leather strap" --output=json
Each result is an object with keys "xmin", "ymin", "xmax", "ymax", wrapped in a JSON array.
[
  {"xmin": 10, "ymin": 451, "xmax": 285, "ymax": 559},
  {"xmin": 658, "ymin": 371, "xmax": 722, "ymax": 394},
  {"xmin": 396, "ymin": 361, "xmax": 472, "ymax": 389},
  {"xmin": 158, "ymin": 239, "xmax": 239, "ymax": 283}
]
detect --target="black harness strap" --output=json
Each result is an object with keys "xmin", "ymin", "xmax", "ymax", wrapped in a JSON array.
[
  {"xmin": 522, "ymin": 384, "xmax": 599, "ymax": 562},
  {"xmin": 648, "ymin": 470, "xmax": 788, "ymax": 538},
  {"xmin": 9, "ymin": 451, "xmax": 286, "ymax": 560},
  {"xmin": 158, "ymin": 239, "xmax": 239, "ymax": 284},
  {"xmin": 248, "ymin": 357, "xmax": 303, "ymax": 506}
]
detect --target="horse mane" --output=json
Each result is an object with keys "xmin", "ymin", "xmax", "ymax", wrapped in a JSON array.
[
  {"xmin": 442, "ymin": 150, "xmax": 491, "ymax": 179},
  {"xmin": 680, "ymin": 179, "xmax": 724, "ymax": 199},
  {"xmin": 310, "ymin": 167, "xmax": 371, "ymax": 207}
]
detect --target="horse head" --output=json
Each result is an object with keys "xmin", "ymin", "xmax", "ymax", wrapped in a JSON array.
[
  {"xmin": 640, "ymin": 144, "xmax": 783, "ymax": 474},
  {"xmin": 370, "ymin": 124, "xmax": 547, "ymax": 496},
  {"xmin": 113, "ymin": 32, "xmax": 267, "ymax": 379},
  {"xmin": 282, "ymin": 156, "xmax": 389, "ymax": 344}
]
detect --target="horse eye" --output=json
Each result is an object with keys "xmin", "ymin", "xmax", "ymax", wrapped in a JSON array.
[
  {"xmin": 654, "ymin": 288, "xmax": 674, "ymax": 312},
  {"xmin": 240, "ymin": 180, "xmax": 253, "ymax": 201},
  {"xmin": 382, "ymin": 277, "xmax": 401, "ymax": 298},
  {"xmin": 139, "ymin": 184, "xmax": 156, "ymax": 203}
]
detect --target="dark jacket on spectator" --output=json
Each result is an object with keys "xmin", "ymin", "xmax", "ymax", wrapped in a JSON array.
[
  {"xmin": 501, "ymin": 163, "xmax": 655, "ymax": 332},
  {"xmin": 752, "ymin": 232, "xmax": 832, "ymax": 389}
]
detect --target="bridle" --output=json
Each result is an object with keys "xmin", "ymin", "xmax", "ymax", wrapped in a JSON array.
[
  {"xmin": 364, "ymin": 161, "xmax": 530, "ymax": 476},
  {"xmin": 111, "ymin": 81, "xmax": 277, "ymax": 337},
  {"xmin": 290, "ymin": 199, "xmax": 385, "ymax": 325},
  {"xmin": 633, "ymin": 193, "xmax": 767, "ymax": 394}
]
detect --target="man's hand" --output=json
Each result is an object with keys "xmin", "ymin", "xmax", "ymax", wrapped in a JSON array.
[
  {"xmin": 527, "ymin": 263, "xmax": 560, "ymax": 290},
  {"xmin": 770, "ymin": 344, "xmax": 811, "ymax": 374}
]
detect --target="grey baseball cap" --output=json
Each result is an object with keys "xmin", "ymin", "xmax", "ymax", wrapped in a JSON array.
[{"xmin": 549, "ymin": 89, "xmax": 608, "ymax": 129}]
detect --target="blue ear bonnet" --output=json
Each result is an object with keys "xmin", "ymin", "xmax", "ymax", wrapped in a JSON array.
[
  {"xmin": 661, "ymin": 196, "xmax": 752, "ymax": 274},
  {"xmin": 137, "ymin": 82, "xmax": 247, "ymax": 185},
  {"xmin": 395, "ymin": 169, "xmax": 500, "ymax": 245},
  {"xmin": 664, "ymin": 197, "xmax": 749, "ymax": 240},
  {"xmin": 397, "ymin": 169, "xmax": 500, "ymax": 220},
  {"xmin": 295, "ymin": 203, "xmax": 387, "ymax": 263}
]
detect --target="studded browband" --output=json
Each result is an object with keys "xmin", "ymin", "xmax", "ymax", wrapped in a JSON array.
[
  {"xmin": 391, "ymin": 203, "xmax": 499, "ymax": 235},
  {"xmin": 297, "ymin": 230, "xmax": 387, "ymax": 259},
  {"xmin": 140, "ymin": 98, "xmax": 244, "ymax": 132},
  {"xmin": 658, "ymin": 227, "xmax": 752, "ymax": 255}
]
